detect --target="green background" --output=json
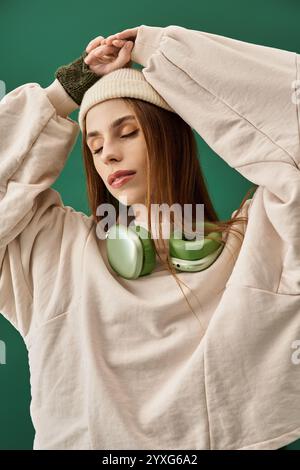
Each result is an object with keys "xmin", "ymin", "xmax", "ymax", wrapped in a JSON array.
[{"xmin": 0, "ymin": 0, "xmax": 300, "ymax": 450}]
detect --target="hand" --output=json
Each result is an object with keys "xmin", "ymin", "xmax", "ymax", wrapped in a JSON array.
[
  {"xmin": 99, "ymin": 27, "xmax": 139, "ymax": 48},
  {"xmin": 84, "ymin": 35, "xmax": 134, "ymax": 76}
]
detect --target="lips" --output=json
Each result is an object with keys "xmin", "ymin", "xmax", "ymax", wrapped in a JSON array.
[
  {"xmin": 110, "ymin": 173, "xmax": 136, "ymax": 188},
  {"xmin": 108, "ymin": 170, "xmax": 136, "ymax": 186}
]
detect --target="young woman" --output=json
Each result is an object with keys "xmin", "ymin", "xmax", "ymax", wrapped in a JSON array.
[{"xmin": 0, "ymin": 24, "xmax": 299, "ymax": 450}]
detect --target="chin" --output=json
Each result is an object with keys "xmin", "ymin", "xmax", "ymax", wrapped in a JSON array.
[{"xmin": 116, "ymin": 191, "xmax": 145, "ymax": 208}]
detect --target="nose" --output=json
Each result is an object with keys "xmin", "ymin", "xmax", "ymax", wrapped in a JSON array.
[{"xmin": 100, "ymin": 139, "xmax": 123, "ymax": 165}]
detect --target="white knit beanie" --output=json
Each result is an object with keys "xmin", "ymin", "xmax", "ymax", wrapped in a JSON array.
[{"xmin": 78, "ymin": 67, "xmax": 175, "ymax": 131}]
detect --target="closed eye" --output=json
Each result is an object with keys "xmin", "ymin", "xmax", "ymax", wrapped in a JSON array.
[{"xmin": 92, "ymin": 130, "xmax": 139, "ymax": 155}]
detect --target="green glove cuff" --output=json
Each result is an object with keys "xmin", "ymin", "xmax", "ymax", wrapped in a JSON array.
[{"xmin": 55, "ymin": 50, "xmax": 100, "ymax": 105}]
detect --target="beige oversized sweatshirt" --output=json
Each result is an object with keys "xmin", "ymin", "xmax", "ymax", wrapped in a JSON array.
[{"xmin": 0, "ymin": 24, "xmax": 300, "ymax": 450}]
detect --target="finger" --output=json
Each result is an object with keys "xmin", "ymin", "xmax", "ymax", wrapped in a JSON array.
[
  {"xmin": 103, "ymin": 34, "xmax": 120, "ymax": 46},
  {"xmin": 84, "ymin": 44, "xmax": 116, "ymax": 64},
  {"xmin": 105, "ymin": 28, "xmax": 138, "ymax": 45},
  {"xmin": 115, "ymin": 41, "xmax": 133, "ymax": 65},
  {"xmin": 114, "ymin": 27, "xmax": 138, "ymax": 40},
  {"xmin": 112, "ymin": 39, "xmax": 126, "ymax": 47},
  {"xmin": 92, "ymin": 44, "xmax": 116, "ymax": 56},
  {"xmin": 101, "ymin": 38, "xmax": 126, "ymax": 48},
  {"xmin": 86, "ymin": 35, "xmax": 105, "ymax": 52},
  {"xmin": 85, "ymin": 35, "xmax": 105, "ymax": 53}
]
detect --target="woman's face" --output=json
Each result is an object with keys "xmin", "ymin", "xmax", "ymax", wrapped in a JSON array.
[{"xmin": 85, "ymin": 98, "xmax": 148, "ymax": 208}]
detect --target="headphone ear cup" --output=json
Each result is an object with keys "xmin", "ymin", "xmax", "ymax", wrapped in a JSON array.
[
  {"xmin": 130, "ymin": 224, "xmax": 157, "ymax": 277},
  {"xmin": 106, "ymin": 223, "xmax": 156, "ymax": 279},
  {"xmin": 169, "ymin": 221, "xmax": 223, "ymax": 261}
]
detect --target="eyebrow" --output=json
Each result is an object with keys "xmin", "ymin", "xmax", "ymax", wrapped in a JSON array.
[{"xmin": 86, "ymin": 115, "xmax": 136, "ymax": 141}]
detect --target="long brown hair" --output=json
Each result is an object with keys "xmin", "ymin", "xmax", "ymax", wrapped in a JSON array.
[{"xmin": 81, "ymin": 97, "xmax": 257, "ymax": 333}]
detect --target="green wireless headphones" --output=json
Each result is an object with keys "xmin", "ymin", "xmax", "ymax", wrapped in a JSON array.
[{"xmin": 105, "ymin": 221, "xmax": 224, "ymax": 280}]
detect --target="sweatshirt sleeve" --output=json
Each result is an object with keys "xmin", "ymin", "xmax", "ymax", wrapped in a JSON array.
[
  {"xmin": 0, "ymin": 80, "xmax": 92, "ymax": 337},
  {"xmin": 132, "ymin": 25, "xmax": 300, "ymax": 168}
]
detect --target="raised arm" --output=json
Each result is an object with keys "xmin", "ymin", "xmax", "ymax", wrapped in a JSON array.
[
  {"xmin": 131, "ymin": 25, "xmax": 299, "ymax": 167},
  {"xmin": 129, "ymin": 25, "xmax": 300, "ymax": 294},
  {"xmin": 0, "ymin": 50, "xmax": 99, "ymax": 337}
]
